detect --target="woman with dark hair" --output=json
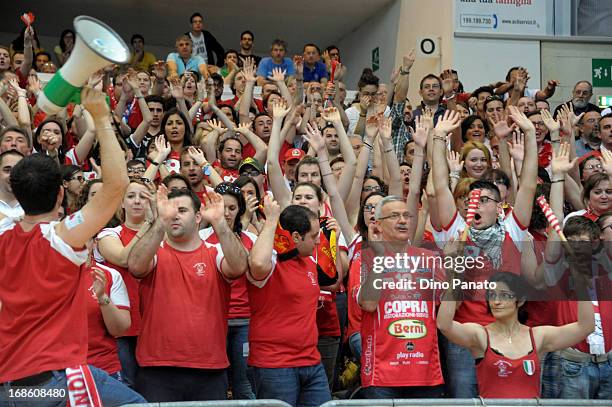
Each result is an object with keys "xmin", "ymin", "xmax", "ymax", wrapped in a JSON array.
[
  {"xmin": 565, "ymin": 172, "xmax": 612, "ymax": 223},
  {"xmin": 198, "ymin": 182, "xmax": 255, "ymax": 399},
  {"xmin": 235, "ymin": 175, "xmax": 264, "ymax": 235},
  {"xmin": 34, "ymin": 118, "xmax": 67, "ymax": 164},
  {"xmin": 54, "ymin": 28, "xmax": 75, "ymax": 66},
  {"xmin": 345, "ymin": 68, "xmax": 382, "ymax": 135},
  {"xmin": 159, "ymin": 109, "xmax": 192, "ymax": 173},
  {"xmin": 438, "ymin": 270, "xmax": 594, "ymax": 398},
  {"xmin": 61, "ymin": 164, "xmax": 85, "ymax": 214}
]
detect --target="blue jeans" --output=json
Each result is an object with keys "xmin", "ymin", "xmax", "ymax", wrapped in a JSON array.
[
  {"xmin": 227, "ymin": 323, "xmax": 255, "ymax": 399},
  {"xmin": 558, "ymin": 354, "xmax": 612, "ymax": 399},
  {"xmin": 541, "ymin": 351, "xmax": 562, "ymax": 398},
  {"xmin": 441, "ymin": 335, "xmax": 478, "ymax": 398},
  {"xmin": 348, "ymin": 332, "xmax": 362, "ymax": 360},
  {"xmin": 252, "ymin": 364, "xmax": 331, "ymax": 407},
  {"xmin": 117, "ymin": 336, "xmax": 139, "ymax": 388},
  {"xmin": 0, "ymin": 365, "xmax": 146, "ymax": 407}
]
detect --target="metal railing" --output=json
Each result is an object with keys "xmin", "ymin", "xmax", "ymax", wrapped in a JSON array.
[
  {"xmin": 320, "ymin": 399, "xmax": 612, "ymax": 407},
  {"xmin": 125, "ymin": 400, "xmax": 292, "ymax": 407}
]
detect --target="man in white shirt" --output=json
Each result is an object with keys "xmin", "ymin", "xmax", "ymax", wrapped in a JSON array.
[
  {"xmin": 187, "ymin": 12, "xmax": 224, "ymax": 67},
  {"xmin": 0, "ymin": 150, "xmax": 24, "ymax": 218}
]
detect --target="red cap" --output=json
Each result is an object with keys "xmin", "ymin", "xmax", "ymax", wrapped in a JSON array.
[{"xmin": 284, "ymin": 148, "xmax": 305, "ymax": 162}]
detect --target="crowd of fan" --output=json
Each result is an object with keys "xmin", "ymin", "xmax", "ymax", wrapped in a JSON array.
[{"xmin": 0, "ymin": 10, "xmax": 611, "ymax": 407}]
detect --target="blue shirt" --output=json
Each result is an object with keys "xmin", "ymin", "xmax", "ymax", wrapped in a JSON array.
[
  {"xmin": 303, "ymin": 61, "xmax": 328, "ymax": 83},
  {"xmin": 166, "ymin": 52, "xmax": 206, "ymax": 76},
  {"xmin": 256, "ymin": 57, "xmax": 295, "ymax": 79}
]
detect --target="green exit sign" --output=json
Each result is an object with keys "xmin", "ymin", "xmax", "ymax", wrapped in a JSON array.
[
  {"xmin": 592, "ymin": 59, "xmax": 612, "ymax": 87},
  {"xmin": 372, "ymin": 47, "xmax": 380, "ymax": 72},
  {"xmin": 598, "ymin": 95, "xmax": 612, "ymax": 108}
]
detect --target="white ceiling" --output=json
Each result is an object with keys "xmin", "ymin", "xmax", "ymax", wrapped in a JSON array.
[{"xmin": 1, "ymin": 0, "xmax": 393, "ymax": 55}]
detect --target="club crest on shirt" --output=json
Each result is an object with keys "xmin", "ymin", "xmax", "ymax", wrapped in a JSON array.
[
  {"xmin": 307, "ymin": 271, "xmax": 317, "ymax": 286},
  {"xmin": 523, "ymin": 360, "xmax": 535, "ymax": 376},
  {"xmin": 494, "ymin": 360, "xmax": 512, "ymax": 377},
  {"xmin": 193, "ymin": 262, "xmax": 206, "ymax": 277}
]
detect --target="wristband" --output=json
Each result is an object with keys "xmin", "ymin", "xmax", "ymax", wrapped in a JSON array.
[
  {"xmin": 551, "ymin": 178, "xmax": 565, "ymax": 183},
  {"xmin": 433, "ymin": 136, "xmax": 446, "ymax": 143},
  {"xmin": 550, "ymin": 140, "xmax": 561, "ymax": 144},
  {"xmin": 202, "ymin": 164, "xmax": 212, "ymax": 176},
  {"xmin": 399, "ymin": 67, "xmax": 410, "ymax": 76},
  {"xmin": 384, "ymin": 148, "xmax": 393, "ymax": 154},
  {"xmin": 149, "ymin": 159, "xmax": 160, "ymax": 166},
  {"xmin": 363, "ymin": 142, "xmax": 373, "ymax": 150},
  {"xmin": 98, "ymin": 294, "xmax": 111, "ymax": 306},
  {"xmin": 359, "ymin": 113, "xmax": 366, "ymax": 118}
]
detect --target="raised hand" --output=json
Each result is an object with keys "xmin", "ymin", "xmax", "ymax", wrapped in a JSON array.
[
  {"xmin": 507, "ymin": 105, "xmax": 535, "ymax": 133},
  {"xmin": 154, "ymin": 134, "xmax": 172, "ymax": 162},
  {"xmin": 244, "ymin": 195, "xmax": 259, "ymax": 219},
  {"xmin": 156, "ymin": 184, "xmax": 179, "ymax": 225},
  {"xmin": 27, "ymin": 74, "xmax": 41, "ymax": 95},
  {"xmin": 241, "ymin": 57, "xmax": 256, "ymax": 82},
  {"xmin": 81, "ymin": 87, "xmax": 110, "ymax": 119},
  {"xmin": 551, "ymin": 142, "xmax": 577, "ymax": 176},
  {"xmin": 271, "ymin": 99, "xmax": 291, "ymax": 120},
  {"xmin": 561, "ymin": 103, "xmax": 584, "ymax": 128},
  {"xmin": 304, "ymin": 123, "xmax": 325, "ymax": 153},
  {"xmin": 152, "ymin": 61, "xmax": 167, "ymax": 81},
  {"xmin": 187, "ymin": 146, "xmax": 207, "ymax": 166},
  {"xmin": 268, "ymin": 67, "xmax": 286, "ymax": 83},
  {"xmin": 601, "ymin": 148, "xmax": 612, "ymax": 176},
  {"xmin": 325, "ymin": 217, "xmax": 340, "ymax": 234},
  {"xmin": 206, "ymin": 118, "xmax": 226, "ymax": 134},
  {"xmin": 446, "ymin": 150, "xmax": 464, "ymax": 173},
  {"xmin": 169, "ymin": 77, "xmax": 184, "ymax": 99},
  {"xmin": 379, "ymin": 117, "xmax": 393, "ymax": 142},
  {"xmin": 200, "ymin": 191, "xmax": 226, "ymax": 225},
  {"xmin": 491, "ymin": 114, "xmax": 515, "ymax": 140},
  {"xmin": 293, "ymin": 55, "xmax": 304, "ymax": 78},
  {"xmin": 359, "ymin": 95, "xmax": 372, "ymax": 112},
  {"xmin": 541, "ymin": 108, "xmax": 560, "ymax": 133},
  {"xmin": 434, "ymin": 109, "xmax": 461, "ymax": 135},
  {"xmin": 321, "ymin": 106, "xmax": 341, "ymax": 123},
  {"xmin": 440, "ymin": 69, "xmax": 455, "ymax": 97},
  {"xmin": 235, "ymin": 121, "xmax": 253, "ymax": 135},
  {"xmin": 364, "ymin": 115, "xmax": 380, "ymax": 139},
  {"xmin": 89, "ymin": 158, "xmax": 102, "ymax": 178},
  {"xmin": 262, "ymin": 195, "xmax": 281, "ymax": 221},
  {"xmin": 422, "ymin": 108, "xmax": 435, "ymax": 131},
  {"xmin": 509, "ymin": 131, "xmax": 525, "ymax": 163},
  {"xmin": 412, "ymin": 115, "xmax": 428, "ymax": 149},
  {"xmin": 402, "ymin": 49, "xmax": 416, "ymax": 73}
]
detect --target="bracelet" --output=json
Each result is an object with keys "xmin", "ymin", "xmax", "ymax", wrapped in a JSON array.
[
  {"xmin": 433, "ymin": 136, "xmax": 446, "ymax": 143},
  {"xmin": 550, "ymin": 140, "xmax": 561, "ymax": 144},
  {"xmin": 399, "ymin": 67, "xmax": 410, "ymax": 76},
  {"xmin": 98, "ymin": 294, "xmax": 111, "ymax": 306},
  {"xmin": 450, "ymin": 173, "xmax": 461, "ymax": 180},
  {"xmin": 384, "ymin": 148, "xmax": 393, "ymax": 154},
  {"xmin": 551, "ymin": 178, "xmax": 565, "ymax": 183},
  {"xmin": 359, "ymin": 112, "xmax": 366, "ymax": 117},
  {"xmin": 413, "ymin": 153, "xmax": 425, "ymax": 158},
  {"xmin": 149, "ymin": 159, "xmax": 160, "ymax": 166},
  {"xmin": 17, "ymin": 94, "xmax": 27, "ymax": 98},
  {"xmin": 363, "ymin": 142, "xmax": 373, "ymax": 150},
  {"xmin": 135, "ymin": 96, "xmax": 144, "ymax": 99}
]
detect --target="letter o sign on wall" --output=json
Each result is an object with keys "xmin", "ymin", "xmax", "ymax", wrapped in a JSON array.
[{"xmin": 416, "ymin": 37, "xmax": 440, "ymax": 58}]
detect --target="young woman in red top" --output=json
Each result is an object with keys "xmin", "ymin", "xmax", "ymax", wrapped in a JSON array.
[{"xmin": 438, "ymin": 270, "xmax": 594, "ymax": 398}]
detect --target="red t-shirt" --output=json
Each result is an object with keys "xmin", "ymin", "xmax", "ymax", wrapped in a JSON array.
[
  {"xmin": 359, "ymin": 246, "xmax": 445, "ymax": 387},
  {"xmin": 200, "ymin": 227, "xmax": 257, "ymax": 319},
  {"xmin": 247, "ymin": 252, "xmax": 321, "ymax": 368},
  {"xmin": 0, "ymin": 219, "xmax": 89, "ymax": 382},
  {"xmin": 137, "ymin": 241, "xmax": 231, "ymax": 369},
  {"xmin": 85, "ymin": 262, "xmax": 130, "ymax": 374},
  {"xmin": 212, "ymin": 160, "xmax": 240, "ymax": 183},
  {"xmin": 97, "ymin": 224, "xmax": 142, "ymax": 336},
  {"xmin": 476, "ymin": 328, "xmax": 541, "ymax": 398}
]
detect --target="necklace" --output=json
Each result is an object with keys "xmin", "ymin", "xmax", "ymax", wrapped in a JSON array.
[{"xmin": 500, "ymin": 322, "xmax": 520, "ymax": 344}]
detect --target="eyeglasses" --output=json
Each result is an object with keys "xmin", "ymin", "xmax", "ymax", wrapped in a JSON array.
[
  {"xmin": 241, "ymin": 169, "xmax": 261, "ymax": 177},
  {"xmin": 363, "ymin": 185, "xmax": 381, "ymax": 193},
  {"xmin": 584, "ymin": 163, "xmax": 603, "ymax": 171},
  {"xmin": 486, "ymin": 291, "xmax": 516, "ymax": 301},
  {"xmin": 215, "ymin": 183, "xmax": 242, "ymax": 195},
  {"xmin": 574, "ymin": 90, "xmax": 592, "ymax": 96},
  {"xmin": 378, "ymin": 212, "xmax": 413, "ymax": 221},
  {"xmin": 485, "ymin": 95, "xmax": 503, "ymax": 102},
  {"xmin": 363, "ymin": 203, "xmax": 376, "ymax": 212},
  {"xmin": 127, "ymin": 167, "xmax": 145, "ymax": 174},
  {"xmin": 463, "ymin": 196, "xmax": 500, "ymax": 206},
  {"xmin": 70, "ymin": 175, "xmax": 84, "ymax": 183},
  {"xmin": 422, "ymin": 84, "xmax": 441, "ymax": 90}
]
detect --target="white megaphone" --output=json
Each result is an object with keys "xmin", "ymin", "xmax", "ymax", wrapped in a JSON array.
[{"xmin": 37, "ymin": 16, "xmax": 129, "ymax": 115}]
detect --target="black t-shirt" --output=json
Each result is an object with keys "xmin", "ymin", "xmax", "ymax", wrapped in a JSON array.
[
  {"xmin": 125, "ymin": 130, "xmax": 161, "ymax": 161},
  {"xmin": 238, "ymin": 53, "xmax": 262, "ymax": 68}
]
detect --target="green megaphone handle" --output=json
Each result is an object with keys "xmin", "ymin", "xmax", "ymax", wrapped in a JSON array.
[{"xmin": 43, "ymin": 72, "xmax": 82, "ymax": 108}]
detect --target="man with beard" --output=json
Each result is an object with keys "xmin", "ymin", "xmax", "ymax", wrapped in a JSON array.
[
  {"xmin": 237, "ymin": 30, "xmax": 261, "ymax": 67},
  {"xmin": 553, "ymin": 81, "xmax": 601, "ymax": 119},
  {"xmin": 389, "ymin": 51, "xmax": 415, "ymax": 162},
  {"xmin": 213, "ymin": 137, "xmax": 242, "ymax": 183},
  {"xmin": 575, "ymin": 111, "xmax": 602, "ymax": 158},
  {"xmin": 322, "ymin": 125, "xmax": 341, "ymax": 161}
]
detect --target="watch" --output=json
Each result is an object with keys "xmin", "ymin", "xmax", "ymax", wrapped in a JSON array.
[
  {"xmin": 202, "ymin": 164, "xmax": 212, "ymax": 176},
  {"xmin": 98, "ymin": 294, "xmax": 111, "ymax": 306}
]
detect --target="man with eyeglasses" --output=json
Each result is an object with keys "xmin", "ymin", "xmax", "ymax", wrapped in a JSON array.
[
  {"xmin": 239, "ymin": 157, "xmax": 266, "ymax": 198},
  {"xmin": 412, "ymin": 74, "xmax": 446, "ymax": 127},
  {"xmin": 553, "ymin": 80, "xmax": 601, "ymax": 120},
  {"xmin": 357, "ymin": 195, "xmax": 446, "ymax": 398},
  {"xmin": 576, "ymin": 111, "xmax": 602, "ymax": 158}
]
